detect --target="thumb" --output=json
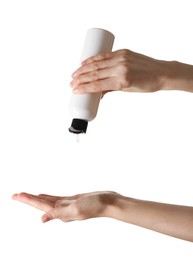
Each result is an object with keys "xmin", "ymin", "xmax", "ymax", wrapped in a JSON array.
[
  {"xmin": 41, "ymin": 208, "xmax": 60, "ymax": 223},
  {"xmin": 41, "ymin": 207, "xmax": 72, "ymax": 223}
]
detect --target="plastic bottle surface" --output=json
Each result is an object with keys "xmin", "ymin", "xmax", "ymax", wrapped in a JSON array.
[{"xmin": 69, "ymin": 28, "xmax": 115, "ymax": 134}]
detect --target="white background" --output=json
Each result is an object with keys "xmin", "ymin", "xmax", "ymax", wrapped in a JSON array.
[{"xmin": 0, "ymin": 0, "xmax": 193, "ymax": 259}]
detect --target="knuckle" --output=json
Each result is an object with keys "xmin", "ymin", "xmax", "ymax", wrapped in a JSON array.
[
  {"xmin": 98, "ymin": 52, "xmax": 107, "ymax": 60},
  {"xmin": 91, "ymin": 61, "xmax": 99, "ymax": 71},
  {"xmin": 119, "ymin": 49, "xmax": 130, "ymax": 55},
  {"xmin": 118, "ymin": 63, "xmax": 130, "ymax": 74},
  {"xmin": 117, "ymin": 63, "xmax": 132, "ymax": 89},
  {"xmin": 91, "ymin": 70, "xmax": 99, "ymax": 81},
  {"xmin": 73, "ymin": 78, "xmax": 81, "ymax": 86},
  {"xmin": 92, "ymin": 80, "xmax": 100, "ymax": 92},
  {"xmin": 86, "ymin": 55, "xmax": 95, "ymax": 63},
  {"xmin": 119, "ymin": 54, "xmax": 129, "ymax": 62},
  {"xmin": 117, "ymin": 49, "xmax": 132, "ymax": 62}
]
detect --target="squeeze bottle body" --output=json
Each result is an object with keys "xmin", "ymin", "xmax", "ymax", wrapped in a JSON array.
[{"xmin": 69, "ymin": 28, "xmax": 115, "ymax": 134}]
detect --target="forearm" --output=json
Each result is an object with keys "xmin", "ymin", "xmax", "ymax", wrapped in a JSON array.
[
  {"xmin": 106, "ymin": 195, "xmax": 193, "ymax": 242},
  {"xmin": 160, "ymin": 60, "xmax": 193, "ymax": 92}
]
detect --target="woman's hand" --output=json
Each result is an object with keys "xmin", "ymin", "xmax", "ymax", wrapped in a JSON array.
[
  {"xmin": 70, "ymin": 49, "xmax": 193, "ymax": 94},
  {"xmin": 70, "ymin": 49, "xmax": 167, "ymax": 94},
  {"xmin": 12, "ymin": 190, "xmax": 193, "ymax": 242},
  {"xmin": 12, "ymin": 191, "xmax": 119, "ymax": 223}
]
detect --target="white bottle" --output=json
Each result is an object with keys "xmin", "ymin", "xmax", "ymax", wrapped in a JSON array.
[{"xmin": 69, "ymin": 28, "xmax": 115, "ymax": 134}]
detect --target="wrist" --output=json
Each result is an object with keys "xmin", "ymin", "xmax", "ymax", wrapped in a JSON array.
[
  {"xmin": 160, "ymin": 60, "xmax": 193, "ymax": 92},
  {"xmin": 103, "ymin": 194, "xmax": 134, "ymax": 221}
]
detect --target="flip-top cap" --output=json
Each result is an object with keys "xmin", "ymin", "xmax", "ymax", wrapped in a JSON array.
[{"xmin": 69, "ymin": 118, "xmax": 88, "ymax": 134}]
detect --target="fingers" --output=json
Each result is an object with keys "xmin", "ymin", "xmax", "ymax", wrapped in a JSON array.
[
  {"xmin": 12, "ymin": 192, "xmax": 79, "ymax": 223},
  {"xmin": 70, "ymin": 49, "xmax": 131, "ymax": 94},
  {"xmin": 81, "ymin": 52, "xmax": 114, "ymax": 66},
  {"xmin": 80, "ymin": 49, "xmax": 130, "ymax": 66},
  {"xmin": 71, "ymin": 69, "xmax": 118, "ymax": 94},
  {"xmin": 37, "ymin": 194, "xmax": 65, "ymax": 202},
  {"xmin": 12, "ymin": 193, "xmax": 53, "ymax": 212},
  {"xmin": 12, "ymin": 192, "xmax": 80, "ymax": 214},
  {"xmin": 74, "ymin": 78, "xmax": 120, "ymax": 94},
  {"xmin": 71, "ymin": 52, "xmax": 117, "ymax": 79}
]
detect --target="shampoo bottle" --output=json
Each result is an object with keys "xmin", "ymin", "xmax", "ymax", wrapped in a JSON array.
[{"xmin": 69, "ymin": 28, "xmax": 115, "ymax": 134}]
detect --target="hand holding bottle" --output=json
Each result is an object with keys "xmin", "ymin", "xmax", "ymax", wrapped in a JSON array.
[
  {"xmin": 69, "ymin": 28, "xmax": 114, "ymax": 133},
  {"xmin": 71, "ymin": 49, "xmax": 193, "ymax": 94}
]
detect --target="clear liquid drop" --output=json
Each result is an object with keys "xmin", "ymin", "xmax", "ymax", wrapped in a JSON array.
[{"xmin": 76, "ymin": 134, "xmax": 80, "ymax": 143}]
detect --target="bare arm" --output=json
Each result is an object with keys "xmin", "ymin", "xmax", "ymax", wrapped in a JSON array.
[
  {"xmin": 110, "ymin": 195, "xmax": 193, "ymax": 242},
  {"xmin": 12, "ymin": 191, "xmax": 193, "ymax": 242},
  {"xmin": 70, "ymin": 49, "xmax": 193, "ymax": 94}
]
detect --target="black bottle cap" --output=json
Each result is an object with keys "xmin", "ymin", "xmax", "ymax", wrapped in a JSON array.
[{"xmin": 69, "ymin": 118, "xmax": 88, "ymax": 134}]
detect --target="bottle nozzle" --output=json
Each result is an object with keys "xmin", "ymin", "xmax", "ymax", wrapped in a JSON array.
[{"xmin": 69, "ymin": 118, "xmax": 88, "ymax": 134}]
